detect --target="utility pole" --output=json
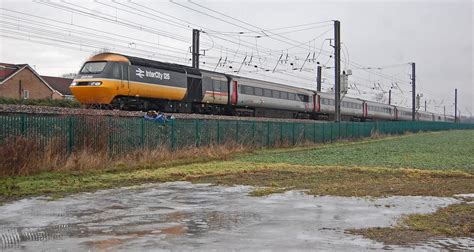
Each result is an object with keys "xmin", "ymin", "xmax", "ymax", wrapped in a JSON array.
[
  {"xmin": 444, "ymin": 106, "xmax": 446, "ymax": 118},
  {"xmin": 192, "ymin": 29, "xmax": 200, "ymax": 69},
  {"xmin": 424, "ymin": 100, "xmax": 427, "ymax": 112},
  {"xmin": 411, "ymin": 62, "xmax": 416, "ymax": 121},
  {"xmin": 316, "ymin": 65, "xmax": 322, "ymax": 92},
  {"xmin": 334, "ymin": 20, "xmax": 341, "ymax": 122},
  {"xmin": 455, "ymin": 88, "xmax": 458, "ymax": 123},
  {"xmin": 388, "ymin": 89, "xmax": 391, "ymax": 105}
]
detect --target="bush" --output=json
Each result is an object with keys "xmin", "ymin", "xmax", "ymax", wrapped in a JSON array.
[{"xmin": 0, "ymin": 97, "xmax": 81, "ymax": 108}]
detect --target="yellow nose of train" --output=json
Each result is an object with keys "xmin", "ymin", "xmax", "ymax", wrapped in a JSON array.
[{"xmin": 70, "ymin": 53, "xmax": 187, "ymax": 106}]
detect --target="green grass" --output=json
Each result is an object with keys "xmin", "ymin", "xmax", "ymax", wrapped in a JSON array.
[{"xmin": 240, "ymin": 131, "xmax": 474, "ymax": 171}]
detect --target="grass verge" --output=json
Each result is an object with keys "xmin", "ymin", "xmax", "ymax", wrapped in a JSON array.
[{"xmin": 2, "ymin": 160, "xmax": 473, "ymax": 201}]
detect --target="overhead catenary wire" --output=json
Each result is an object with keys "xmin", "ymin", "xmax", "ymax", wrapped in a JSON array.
[
  {"xmin": 183, "ymin": 1, "xmax": 416, "ymax": 89},
  {"xmin": 0, "ymin": 9, "xmax": 189, "ymax": 53}
]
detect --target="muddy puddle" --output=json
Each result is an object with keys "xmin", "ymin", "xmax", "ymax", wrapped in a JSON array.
[{"xmin": 0, "ymin": 182, "xmax": 472, "ymax": 251}]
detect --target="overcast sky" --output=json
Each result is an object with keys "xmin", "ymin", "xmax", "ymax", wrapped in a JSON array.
[{"xmin": 0, "ymin": 0, "xmax": 472, "ymax": 116}]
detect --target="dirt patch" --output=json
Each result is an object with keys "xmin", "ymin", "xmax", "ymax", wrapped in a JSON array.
[
  {"xmin": 347, "ymin": 203, "xmax": 474, "ymax": 245},
  {"xmin": 188, "ymin": 163, "xmax": 474, "ymax": 197}
]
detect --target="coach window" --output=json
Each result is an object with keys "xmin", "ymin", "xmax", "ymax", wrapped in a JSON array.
[
  {"xmin": 212, "ymin": 79, "xmax": 220, "ymax": 91},
  {"xmin": 264, "ymin": 89, "xmax": 272, "ymax": 97},
  {"xmin": 298, "ymin": 94, "xmax": 309, "ymax": 102},
  {"xmin": 281, "ymin": 92, "xmax": 288, "ymax": 99},
  {"xmin": 243, "ymin": 85, "xmax": 254, "ymax": 95},
  {"xmin": 255, "ymin": 87, "xmax": 263, "ymax": 96},
  {"xmin": 221, "ymin": 81, "xmax": 228, "ymax": 92},
  {"xmin": 202, "ymin": 77, "xmax": 212, "ymax": 91},
  {"xmin": 221, "ymin": 81, "xmax": 229, "ymax": 93},
  {"xmin": 272, "ymin": 90, "xmax": 279, "ymax": 99},
  {"xmin": 288, "ymin": 93, "xmax": 296, "ymax": 101}
]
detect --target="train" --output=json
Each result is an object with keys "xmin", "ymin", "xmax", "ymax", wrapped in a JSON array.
[{"xmin": 70, "ymin": 53, "xmax": 454, "ymax": 122}]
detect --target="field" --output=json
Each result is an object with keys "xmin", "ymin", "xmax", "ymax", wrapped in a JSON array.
[
  {"xmin": 240, "ymin": 130, "xmax": 474, "ymax": 170},
  {"xmin": 1, "ymin": 130, "xmax": 473, "ymax": 244}
]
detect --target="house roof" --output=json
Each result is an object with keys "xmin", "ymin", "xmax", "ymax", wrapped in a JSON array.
[
  {"xmin": 0, "ymin": 63, "xmax": 57, "ymax": 95},
  {"xmin": 0, "ymin": 63, "xmax": 27, "ymax": 82},
  {"xmin": 41, "ymin": 76, "xmax": 73, "ymax": 96}
]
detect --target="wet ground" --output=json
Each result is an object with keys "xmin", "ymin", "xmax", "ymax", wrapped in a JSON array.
[{"xmin": 0, "ymin": 182, "xmax": 472, "ymax": 251}]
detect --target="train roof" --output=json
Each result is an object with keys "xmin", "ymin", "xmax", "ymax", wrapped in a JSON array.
[{"xmin": 89, "ymin": 53, "xmax": 201, "ymax": 76}]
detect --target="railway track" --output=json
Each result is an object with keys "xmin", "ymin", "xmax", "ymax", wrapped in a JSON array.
[{"xmin": 0, "ymin": 104, "xmax": 321, "ymax": 123}]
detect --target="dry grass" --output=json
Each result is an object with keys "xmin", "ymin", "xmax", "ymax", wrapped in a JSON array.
[{"xmin": 0, "ymin": 135, "xmax": 247, "ymax": 177}]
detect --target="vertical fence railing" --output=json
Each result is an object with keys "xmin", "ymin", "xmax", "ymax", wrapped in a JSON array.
[{"xmin": 0, "ymin": 114, "xmax": 473, "ymax": 155}]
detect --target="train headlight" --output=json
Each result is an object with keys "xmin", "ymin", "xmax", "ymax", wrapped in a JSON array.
[
  {"xmin": 89, "ymin": 81, "xmax": 102, "ymax": 86},
  {"xmin": 70, "ymin": 82, "xmax": 77, "ymax": 86}
]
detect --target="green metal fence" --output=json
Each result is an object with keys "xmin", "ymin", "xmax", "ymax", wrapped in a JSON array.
[{"xmin": 1, "ymin": 113, "xmax": 473, "ymax": 154}]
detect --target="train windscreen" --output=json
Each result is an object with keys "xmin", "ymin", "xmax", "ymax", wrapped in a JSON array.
[{"xmin": 80, "ymin": 62, "xmax": 107, "ymax": 74}]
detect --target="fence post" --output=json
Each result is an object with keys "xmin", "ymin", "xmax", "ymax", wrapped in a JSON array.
[
  {"xmin": 235, "ymin": 120, "xmax": 239, "ymax": 145},
  {"xmin": 107, "ymin": 117, "xmax": 112, "ymax": 155},
  {"xmin": 20, "ymin": 114, "xmax": 26, "ymax": 136},
  {"xmin": 336, "ymin": 122, "xmax": 339, "ymax": 139},
  {"xmin": 292, "ymin": 122, "xmax": 296, "ymax": 145},
  {"xmin": 170, "ymin": 120, "xmax": 176, "ymax": 150},
  {"xmin": 216, "ymin": 120, "xmax": 221, "ymax": 145},
  {"xmin": 195, "ymin": 120, "xmax": 200, "ymax": 147},
  {"xmin": 330, "ymin": 123, "xmax": 333, "ymax": 142},
  {"xmin": 280, "ymin": 123, "xmax": 283, "ymax": 144},
  {"xmin": 313, "ymin": 123, "xmax": 316, "ymax": 143},
  {"xmin": 67, "ymin": 116, "xmax": 73, "ymax": 153},
  {"xmin": 252, "ymin": 121, "xmax": 256, "ymax": 145},
  {"xmin": 266, "ymin": 121, "xmax": 270, "ymax": 147},
  {"xmin": 322, "ymin": 123, "xmax": 325, "ymax": 142},
  {"xmin": 141, "ymin": 118, "xmax": 145, "ymax": 148}
]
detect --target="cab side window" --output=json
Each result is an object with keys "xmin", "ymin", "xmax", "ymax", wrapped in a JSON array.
[
  {"xmin": 110, "ymin": 62, "xmax": 121, "ymax": 79},
  {"xmin": 122, "ymin": 63, "xmax": 129, "ymax": 80}
]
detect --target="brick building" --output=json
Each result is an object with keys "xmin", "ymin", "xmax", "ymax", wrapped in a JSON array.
[
  {"xmin": 0, "ymin": 63, "xmax": 73, "ymax": 100},
  {"xmin": 41, "ymin": 76, "xmax": 74, "ymax": 99}
]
